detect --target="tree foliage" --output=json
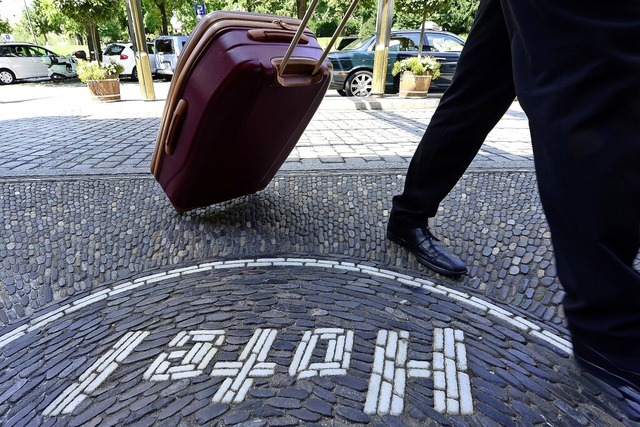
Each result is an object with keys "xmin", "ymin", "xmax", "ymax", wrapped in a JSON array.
[
  {"xmin": 54, "ymin": 0, "xmax": 121, "ymax": 24},
  {"xmin": 0, "ymin": 0, "xmax": 11, "ymax": 34},
  {"xmin": 393, "ymin": 0, "xmax": 477, "ymax": 33},
  {"xmin": 143, "ymin": 7, "xmax": 162, "ymax": 34},
  {"xmin": 174, "ymin": 0, "xmax": 294, "ymax": 34},
  {"xmin": 146, "ymin": 0, "xmax": 184, "ymax": 34},
  {"xmin": 0, "ymin": 0, "xmax": 4, "ymax": 30},
  {"xmin": 21, "ymin": 0, "xmax": 477, "ymax": 53},
  {"xmin": 0, "ymin": 19, "xmax": 11, "ymax": 34},
  {"xmin": 306, "ymin": 0, "xmax": 377, "ymax": 38},
  {"xmin": 430, "ymin": 0, "xmax": 477, "ymax": 34},
  {"xmin": 30, "ymin": 0, "xmax": 66, "ymax": 41},
  {"xmin": 394, "ymin": 0, "xmax": 441, "ymax": 29}
]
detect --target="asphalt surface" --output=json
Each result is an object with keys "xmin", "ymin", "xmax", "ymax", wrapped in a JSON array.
[{"xmin": 1, "ymin": 79, "xmax": 639, "ymax": 426}]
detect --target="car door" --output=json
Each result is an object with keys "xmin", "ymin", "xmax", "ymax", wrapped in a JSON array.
[
  {"xmin": 27, "ymin": 45, "xmax": 55, "ymax": 77},
  {"xmin": 0, "ymin": 45, "xmax": 24, "ymax": 79},
  {"xmin": 8, "ymin": 45, "xmax": 43, "ymax": 78}
]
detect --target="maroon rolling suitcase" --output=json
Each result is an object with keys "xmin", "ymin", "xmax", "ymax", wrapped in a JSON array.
[{"xmin": 151, "ymin": 3, "xmax": 357, "ymax": 212}]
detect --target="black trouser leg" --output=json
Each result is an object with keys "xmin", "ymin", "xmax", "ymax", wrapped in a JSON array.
[
  {"xmin": 390, "ymin": 0, "xmax": 516, "ymax": 226},
  {"xmin": 501, "ymin": 0, "xmax": 640, "ymax": 351}
]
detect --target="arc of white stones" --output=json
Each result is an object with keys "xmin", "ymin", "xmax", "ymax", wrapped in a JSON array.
[
  {"xmin": 43, "ymin": 331, "xmax": 149, "ymax": 416},
  {"xmin": 143, "ymin": 330, "xmax": 225, "ymax": 381},
  {"xmin": 289, "ymin": 328, "xmax": 354, "ymax": 379},
  {"xmin": 210, "ymin": 328, "xmax": 278, "ymax": 404}
]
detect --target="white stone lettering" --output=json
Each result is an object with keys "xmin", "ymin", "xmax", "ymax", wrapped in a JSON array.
[
  {"xmin": 432, "ymin": 328, "xmax": 473, "ymax": 415},
  {"xmin": 144, "ymin": 330, "xmax": 226, "ymax": 381},
  {"xmin": 210, "ymin": 328, "xmax": 278, "ymax": 403},
  {"xmin": 42, "ymin": 326, "xmax": 474, "ymax": 418},
  {"xmin": 43, "ymin": 331, "xmax": 149, "ymax": 416},
  {"xmin": 289, "ymin": 328, "xmax": 354, "ymax": 379},
  {"xmin": 365, "ymin": 330, "xmax": 430, "ymax": 416},
  {"xmin": 365, "ymin": 328, "xmax": 472, "ymax": 416}
]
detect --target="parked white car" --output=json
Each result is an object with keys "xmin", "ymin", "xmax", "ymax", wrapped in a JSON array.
[
  {"xmin": 102, "ymin": 42, "xmax": 157, "ymax": 80},
  {"xmin": 0, "ymin": 42, "xmax": 78, "ymax": 84}
]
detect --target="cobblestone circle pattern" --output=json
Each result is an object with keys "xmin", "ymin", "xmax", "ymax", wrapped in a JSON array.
[{"xmin": 0, "ymin": 260, "xmax": 634, "ymax": 426}]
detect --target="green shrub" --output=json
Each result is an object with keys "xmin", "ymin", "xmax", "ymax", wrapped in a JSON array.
[
  {"xmin": 313, "ymin": 20, "xmax": 339, "ymax": 37},
  {"xmin": 77, "ymin": 60, "xmax": 124, "ymax": 82},
  {"xmin": 391, "ymin": 56, "xmax": 441, "ymax": 79}
]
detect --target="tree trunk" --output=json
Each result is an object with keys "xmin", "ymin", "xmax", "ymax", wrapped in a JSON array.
[
  {"xmin": 86, "ymin": 22, "xmax": 101, "ymax": 61},
  {"xmin": 296, "ymin": 0, "xmax": 307, "ymax": 19},
  {"xmin": 159, "ymin": 3, "xmax": 168, "ymax": 34}
]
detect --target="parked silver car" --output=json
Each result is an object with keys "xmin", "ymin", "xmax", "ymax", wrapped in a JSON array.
[{"xmin": 0, "ymin": 42, "xmax": 78, "ymax": 84}]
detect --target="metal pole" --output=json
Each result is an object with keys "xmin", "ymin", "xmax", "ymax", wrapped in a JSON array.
[
  {"xmin": 125, "ymin": 0, "xmax": 156, "ymax": 100},
  {"xmin": 23, "ymin": 0, "xmax": 37, "ymax": 44},
  {"xmin": 371, "ymin": 0, "xmax": 393, "ymax": 98}
]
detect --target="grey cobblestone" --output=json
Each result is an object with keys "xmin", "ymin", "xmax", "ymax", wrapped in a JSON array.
[{"xmin": 1, "ymin": 81, "xmax": 639, "ymax": 425}]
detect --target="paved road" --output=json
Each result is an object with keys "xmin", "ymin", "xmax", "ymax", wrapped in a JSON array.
[
  {"xmin": 0, "ymin": 80, "xmax": 533, "ymax": 176},
  {"xmin": 1, "ymin": 79, "xmax": 638, "ymax": 426}
]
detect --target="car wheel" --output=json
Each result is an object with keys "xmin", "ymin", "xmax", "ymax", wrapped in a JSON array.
[
  {"xmin": 0, "ymin": 69, "xmax": 16, "ymax": 85},
  {"xmin": 345, "ymin": 70, "xmax": 373, "ymax": 97},
  {"xmin": 337, "ymin": 90, "xmax": 347, "ymax": 97},
  {"xmin": 131, "ymin": 66, "xmax": 139, "ymax": 81}
]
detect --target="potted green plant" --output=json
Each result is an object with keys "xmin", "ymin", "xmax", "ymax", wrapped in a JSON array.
[
  {"xmin": 392, "ymin": 56, "xmax": 441, "ymax": 98},
  {"xmin": 77, "ymin": 60, "xmax": 125, "ymax": 102}
]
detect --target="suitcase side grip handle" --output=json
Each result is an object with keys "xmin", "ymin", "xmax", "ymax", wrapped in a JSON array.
[
  {"xmin": 272, "ymin": 58, "xmax": 325, "ymax": 87},
  {"xmin": 164, "ymin": 99, "xmax": 188, "ymax": 155},
  {"xmin": 248, "ymin": 29, "xmax": 309, "ymax": 44}
]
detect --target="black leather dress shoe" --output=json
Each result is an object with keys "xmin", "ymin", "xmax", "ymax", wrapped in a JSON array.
[
  {"xmin": 573, "ymin": 338, "xmax": 640, "ymax": 393},
  {"xmin": 387, "ymin": 222, "xmax": 467, "ymax": 276}
]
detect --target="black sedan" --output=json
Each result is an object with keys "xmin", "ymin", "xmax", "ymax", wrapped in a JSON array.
[{"xmin": 328, "ymin": 30, "xmax": 465, "ymax": 97}]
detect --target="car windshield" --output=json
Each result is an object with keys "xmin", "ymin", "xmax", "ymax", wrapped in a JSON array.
[{"xmin": 341, "ymin": 37, "xmax": 369, "ymax": 51}]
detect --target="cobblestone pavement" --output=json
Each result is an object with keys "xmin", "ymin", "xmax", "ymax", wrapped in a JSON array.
[{"xmin": 1, "ymin": 80, "xmax": 639, "ymax": 426}]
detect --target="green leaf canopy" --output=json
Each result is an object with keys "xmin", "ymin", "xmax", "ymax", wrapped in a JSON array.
[{"xmin": 54, "ymin": 0, "xmax": 121, "ymax": 24}]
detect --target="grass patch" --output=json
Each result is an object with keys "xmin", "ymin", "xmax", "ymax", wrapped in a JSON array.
[{"xmin": 49, "ymin": 44, "xmax": 89, "ymax": 56}]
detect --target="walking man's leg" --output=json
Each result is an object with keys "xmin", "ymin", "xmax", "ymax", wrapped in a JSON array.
[{"xmin": 388, "ymin": 0, "xmax": 516, "ymax": 275}]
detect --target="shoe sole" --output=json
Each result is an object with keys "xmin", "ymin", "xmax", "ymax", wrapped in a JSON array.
[{"xmin": 387, "ymin": 231, "xmax": 467, "ymax": 277}]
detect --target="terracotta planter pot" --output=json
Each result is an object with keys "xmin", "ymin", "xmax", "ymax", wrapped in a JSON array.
[
  {"xmin": 86, "ymin": 79, "xmax": 121, "ymax": 102},
  {"xmin": 398, "ymin": 72, "xmax": 432, "ymax": 98}
]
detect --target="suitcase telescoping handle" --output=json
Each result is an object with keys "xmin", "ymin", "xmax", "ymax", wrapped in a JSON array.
[{"xmin": 279, "ymin": 0, "xmax": 360, "ymax": 78}]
